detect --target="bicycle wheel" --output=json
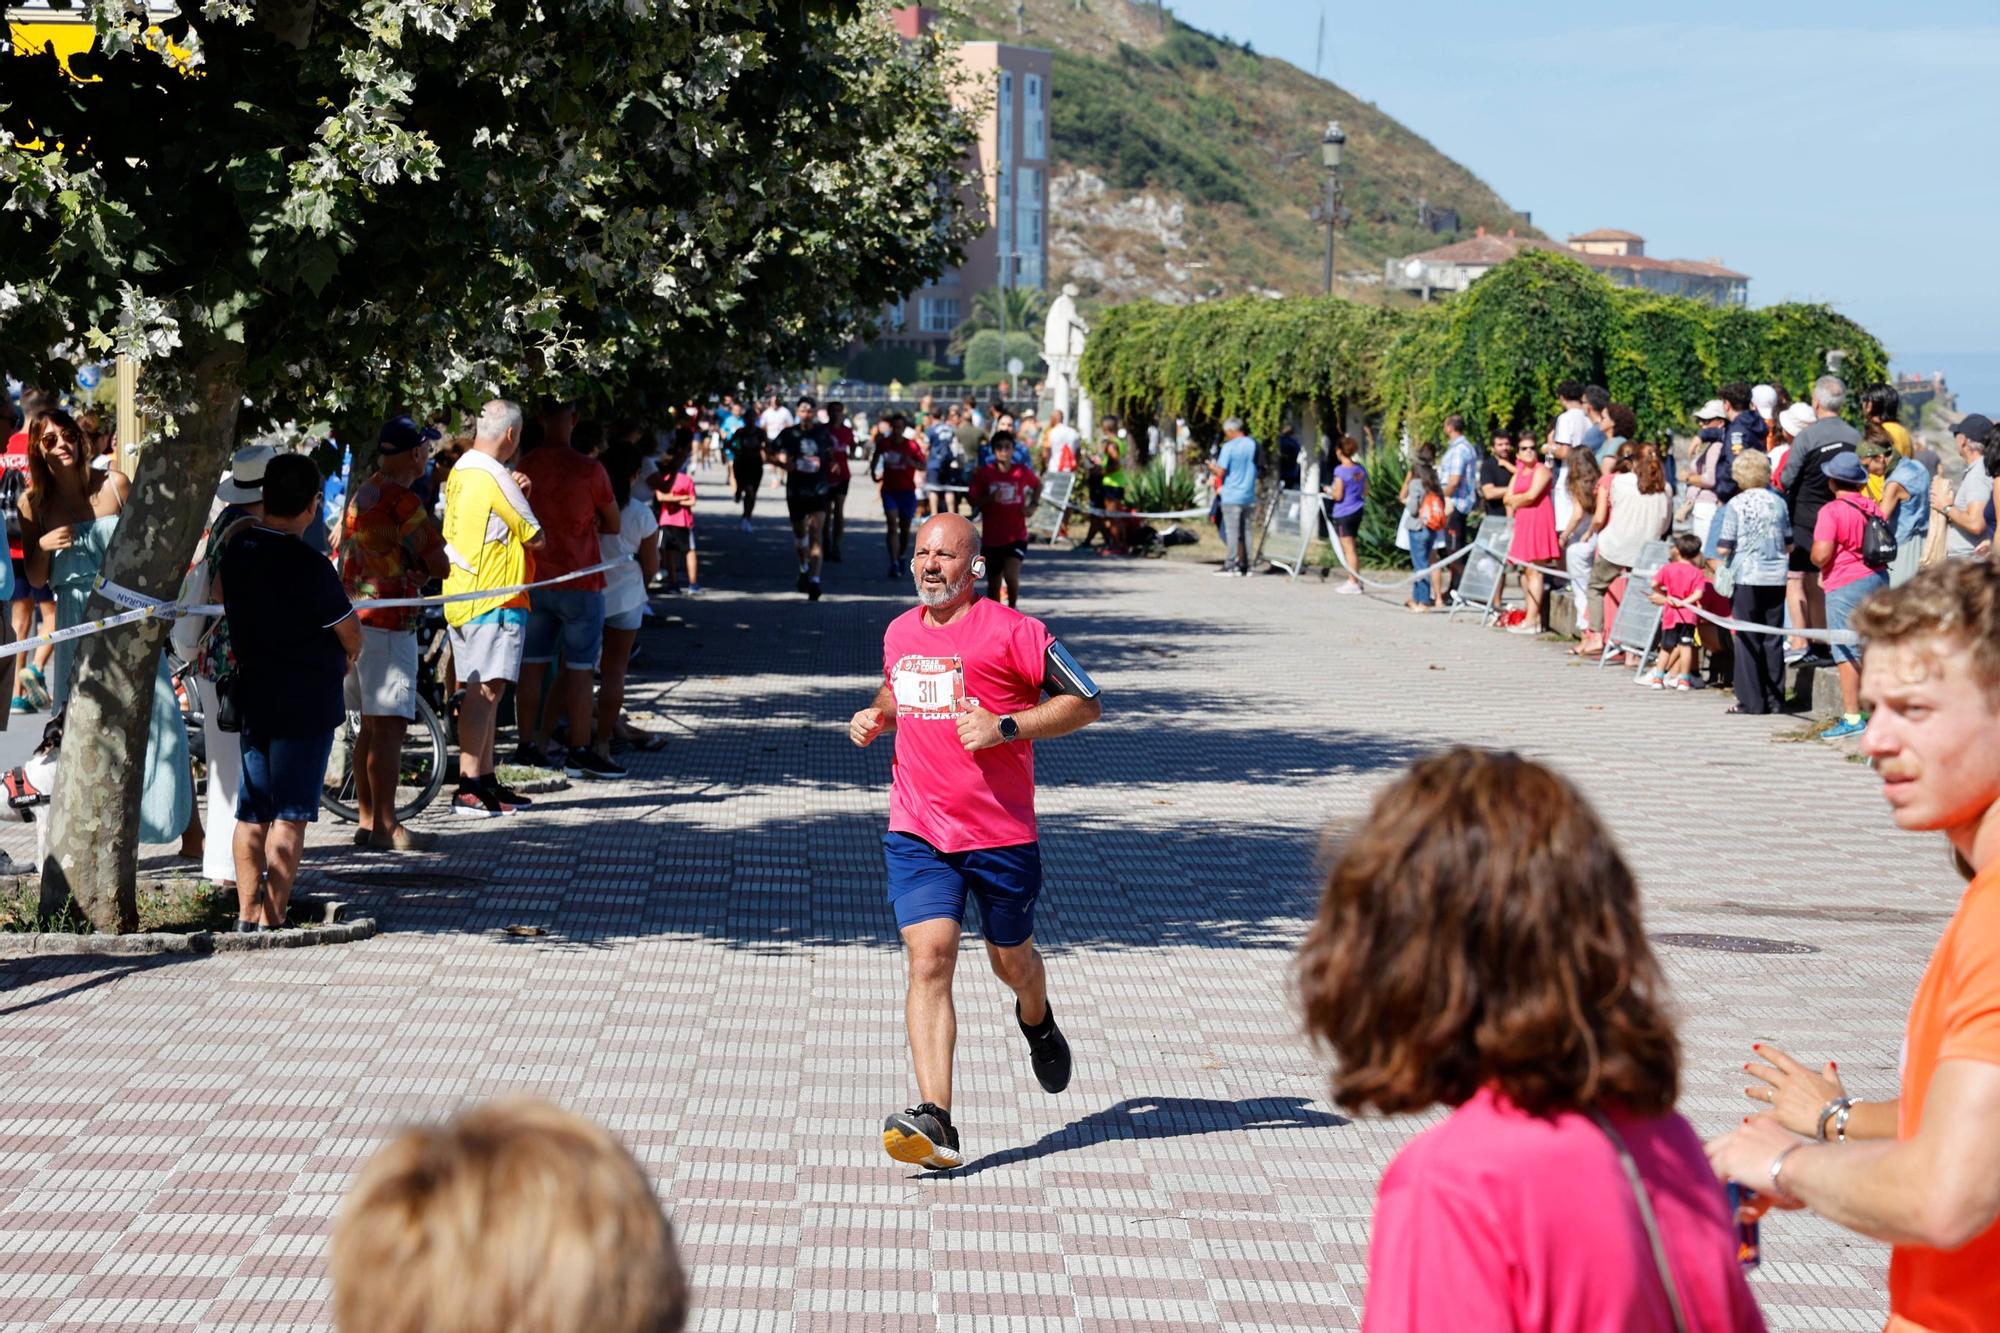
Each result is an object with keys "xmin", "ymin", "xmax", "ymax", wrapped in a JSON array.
[{"xmin": 319, "ymin": 695, "xmax": 449, "ymax": 824}]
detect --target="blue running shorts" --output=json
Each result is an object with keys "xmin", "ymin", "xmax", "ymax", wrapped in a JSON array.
[
  {"xmin": 883, "ymin": 490, "xmax": 918, "ymax": 521},
  {"xmin": 884, "ymin": 832, "xmax": 1042, "ymax": 947}
]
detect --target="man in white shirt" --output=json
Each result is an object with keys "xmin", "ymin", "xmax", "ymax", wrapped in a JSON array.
[
  {"xmin": 1936, "ymin": 414, "xmax": 1995, "ymax": 561},
  {"xmin": 758, "ymin": 395, "xmax": 795, "ymax": 443},
  {"xmin": 1044, "ymin": 410, "xmax": 1080, "ymax": 473},
  {"xmin": 1552, "ymin": 380, "xmax": 1592, "ymax": 453}
]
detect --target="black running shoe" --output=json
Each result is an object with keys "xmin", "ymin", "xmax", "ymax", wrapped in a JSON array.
[
  {"xmin": 796, "ymin": 570, "xmax": 811, "ymax": 594},
  {"xmin": 565, "ymin": 748, "xmax": 628, "ymax": 780},
  {"xmin": 511, "ymin": 743, "xmax": 550, "ymax": 769},
  {"xmin": 1019, "ymin": 1001, "xmax": 1072, "ymax": 1094},
  {"xmin": 481, "ymin": 775, "xmax": 532, "ymax": 809},
  {"xmin": 452, "ymin": 785, "xmax": 506, "ymax": 818},
  {"xmin": 807, "ymin": 578, "xmax": 822, "ymax": 602},
  {"xmin": 882, "ymin": 1102, "xmax": 963, "ymax": 1169}
]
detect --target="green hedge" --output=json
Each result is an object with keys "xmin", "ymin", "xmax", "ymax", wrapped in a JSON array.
[
  {"xmin": 1379, "ymin": 251, "xmax": 1888, "ymax": 443},
  {"xmin": 1079, "ymin": 295, "xmax": 1404, "ymax": 443},
  {"xmin": 1080, "ymin": 250, "xmax": 1889, "ymax": 448}
]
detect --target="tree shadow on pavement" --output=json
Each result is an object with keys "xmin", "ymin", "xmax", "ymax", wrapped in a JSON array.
[
  {"xmin": 293, "ymin": 794, "xmax": 1382, "ymax": 955},
  {"xmin": 0, "ymin": 952, "xmax": 192, "ymax": 1015},
  {"xmin": 940, "ymin": 1094, "xmax": 1350, "ymax": 1177}
]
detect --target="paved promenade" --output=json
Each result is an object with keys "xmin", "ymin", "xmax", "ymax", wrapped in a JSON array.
[{"xmin": 0, "ymin": 475, "xmax": 1946, "ymax": 1331}]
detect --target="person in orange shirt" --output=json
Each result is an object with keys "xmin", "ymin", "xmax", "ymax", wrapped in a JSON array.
[{"xmin": 1707, "ymin": 560, "xmax": 2000, "ymax": 1333}]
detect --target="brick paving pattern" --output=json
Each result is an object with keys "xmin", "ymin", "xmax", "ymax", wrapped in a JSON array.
[{"xmin": 0, "ymin": 474, "xmax": 1938, "ymax": 1330}]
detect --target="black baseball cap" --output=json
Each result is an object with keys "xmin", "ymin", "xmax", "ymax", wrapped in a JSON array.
[{"xmin": 1954, "ymin": 413, "xmax": 1993, "ymax": 442}]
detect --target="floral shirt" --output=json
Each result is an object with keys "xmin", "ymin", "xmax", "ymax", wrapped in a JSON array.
[{"xmin": 339, "ymin": 473, "xmax": 445, "ymax": 631}]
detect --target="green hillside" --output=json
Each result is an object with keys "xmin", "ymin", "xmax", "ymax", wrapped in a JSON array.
[{"xmin": 951, "ymin": 0, "xmax": 1538, "ymax": 307}]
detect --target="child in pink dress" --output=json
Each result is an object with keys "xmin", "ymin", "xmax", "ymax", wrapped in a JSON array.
[{"xmin": 1645, "ymin": 533, "xmax": 1710, "ymax": 691}]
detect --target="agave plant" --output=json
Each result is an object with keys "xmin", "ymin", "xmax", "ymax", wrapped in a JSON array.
[{"xmin": 1122, "ymin": 460, "xmax": 1201, "ymax": 516}]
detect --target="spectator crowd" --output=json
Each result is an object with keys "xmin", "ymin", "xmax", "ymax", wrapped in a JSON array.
[
  {"xmin": 1, "ymin": 389, "xmax": 725, "ymax": 929},
  {"xmin": 1325, "ymin": 376, "xmax": 1996, "ymax": 735}
]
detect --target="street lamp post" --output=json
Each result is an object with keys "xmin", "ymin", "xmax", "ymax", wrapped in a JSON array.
[{"xmin": 1320, "ymin": 120, "xmax": 1346, "ymax": 295}]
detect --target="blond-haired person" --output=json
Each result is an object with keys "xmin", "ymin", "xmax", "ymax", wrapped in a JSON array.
[{"xmin": 330, "ymin": 1098, "xmax": 688, "ymax": 1333}]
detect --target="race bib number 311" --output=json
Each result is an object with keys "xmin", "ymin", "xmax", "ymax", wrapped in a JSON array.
[{"xmin": 892, "ymin": 655, "xmax": 969, "ymax": 718}]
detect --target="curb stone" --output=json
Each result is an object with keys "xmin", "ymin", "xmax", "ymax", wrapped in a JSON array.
[{"xmin": 0, "ymin": 917, "xmax": 378, "ymax": 959}]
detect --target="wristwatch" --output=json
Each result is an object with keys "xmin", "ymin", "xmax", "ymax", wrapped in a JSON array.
[{"xmin": 998, "ymin": 715, "xmax": 1020, "ymax": 743}]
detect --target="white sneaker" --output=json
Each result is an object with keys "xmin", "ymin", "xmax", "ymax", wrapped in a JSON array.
[
  {"xmin": 1505, "ymin": 623, "xmax": 1541, "ymax": 636},
  {"xmin": 1211, "ymin": 567, "xmax": 1239, "ymax": 577},
  {"xmin": 1335, "ymin": 582, "xmax": 1363, "ymax": 595}
]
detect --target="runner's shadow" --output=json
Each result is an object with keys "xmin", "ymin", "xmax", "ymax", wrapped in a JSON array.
[{"xmin": 945, "ymin": 1094, "xmax": 1348, "ymax": 1177}]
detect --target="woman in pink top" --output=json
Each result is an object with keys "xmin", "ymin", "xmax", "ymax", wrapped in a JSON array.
[
  {"xmin": 1297, "ymin": 749, "xmax": 1765, "ymax": 1333},
  {"xmin": 1504, "ymin": 435, "xmax": 1561, "ymax": 634},
  {"xmin": 1810, "ymin": 453, "xmax": 1890, "ymax": 737}
]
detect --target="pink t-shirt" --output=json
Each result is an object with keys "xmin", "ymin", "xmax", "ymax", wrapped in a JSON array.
[
  {"xmin": 1813, "ymin": 494, "xmax": 1883, "ymax": 592},
  {"xmin": 883, "ymin": 596, "xmax": 1054, "ymax": 852},
  {"xmin": 660, "ymin": 470, "xmax": 696, "ymax": 530},
  {"xmin": 969, "ymin": 463, "xmax": 1039, "ymax": 547},
  {"xmin": 1653, "ymin": 560, "xmax": 1709, "ymax": 629},
  {"xmin": 1365, "ymin": 1087, "xmax": 1765, "ymax": 1333}
]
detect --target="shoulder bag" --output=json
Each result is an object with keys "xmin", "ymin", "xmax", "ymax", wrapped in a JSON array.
[{"xmin": 1587, "ymin": 1109, "xmax": 1691, "ymax": 1333}]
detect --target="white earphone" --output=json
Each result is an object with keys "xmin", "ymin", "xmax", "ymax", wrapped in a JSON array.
[{"xmin": 911, "ymin": 557, "xmax": 988, "ymax": 577}]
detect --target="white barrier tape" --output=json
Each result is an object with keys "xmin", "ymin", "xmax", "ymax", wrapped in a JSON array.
[
  {"xmin": 918, "ymin": 483, "xmax": 1211, "ymax": 521},
  {"xmin": 1326, "ymin": 530, "xmax": 1479, "ymax": 589},
  {"xmin": 330, "ymin": 557, "xmax": 625, "ymax": 611},
  {"xmin": 1062, "ymin": 499, "xmax": 1215, "ymax": 520},
  {"xmin": 1684, "ymin": 600, "xmax": 1861, "ymax": 646},
  {"xmin": 21, "ymin": 559, "xmax": 633, "ymax": 666},
  {"xmin": 94, "ymin": 578, "xmax": 171, "ymax": 611},
  {"xmin": 1498, "ymin": 551, "xmax": 1574, "ymax": 579},
  {"xmin": 0, "ymin": 602, "xmax": 177, "ymax": 662}
]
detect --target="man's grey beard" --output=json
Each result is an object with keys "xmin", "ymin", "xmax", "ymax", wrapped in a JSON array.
[{"xmin": 915, "ymin": 566, "xmax": 975, "ymax": 609}]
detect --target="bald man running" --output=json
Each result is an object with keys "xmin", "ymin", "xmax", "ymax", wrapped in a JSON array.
[{"xmin": 849, "ymin": 513, "xmax": 1105, "ymax": 1169}]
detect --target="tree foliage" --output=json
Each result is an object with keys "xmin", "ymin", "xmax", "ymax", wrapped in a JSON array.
[
  {"xmin": 0, "ymin": 0, "xmax": 978, "ymax": 926},
  {"xmin": 1079, "ymin": 294, "xmax": 1404, "ymax": 442},
  {"xmin": 1082, "ymin": 251, "xmax": 1889, "ymax": 451},
  {"xmin": 962, "ymin": 329, "xmax": 1040, "ymax": 385},
  {"xmin": 949, "ymin": 284, "xmax": 1047, "ymax": 356},
  {"xmin": 1379, "ymin": 251, "xmax": 1889, "ymax": 443},
  {"xmin": 2, "ymin": 0, "xmax": 980, "ymax": 422}
]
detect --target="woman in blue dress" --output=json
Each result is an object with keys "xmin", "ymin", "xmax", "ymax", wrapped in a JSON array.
[{"xmin": 19, "ymin": 409, "xmax": 192, "ymax": 847}]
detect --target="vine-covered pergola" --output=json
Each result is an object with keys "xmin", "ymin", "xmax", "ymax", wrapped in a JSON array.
[{"xmin": 1079, "ymin": 251, "xmax": 1888, "ymax": 453}]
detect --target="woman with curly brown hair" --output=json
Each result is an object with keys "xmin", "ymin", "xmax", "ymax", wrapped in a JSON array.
[{"xmin": 1297, "ymin": 749, "xmax": 1764, "ymax": 1332}]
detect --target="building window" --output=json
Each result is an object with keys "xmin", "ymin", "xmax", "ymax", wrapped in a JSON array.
[
  {"xmin": 996, "ymin": 164, "xmax": 1013, "ymax": 251},
  {"xmin": 919, "ymin": 297, "xmax": 962, "ymax": 333},
  {"xmin": 998, "ymin": 71, "xmax": 1013, "ymax": 166},
  {"xmin": 1013, "ymin": 166, "xmax": 1043, "ymax": 289},
  {"xmin": 1024, "ymin": 74, "xmax": 1045, "ymax": 160}
]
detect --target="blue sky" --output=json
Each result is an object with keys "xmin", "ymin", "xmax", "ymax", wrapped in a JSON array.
[{"xmin": 1166, "ymin": 0, "xmax": 2000, "ymax": 407}]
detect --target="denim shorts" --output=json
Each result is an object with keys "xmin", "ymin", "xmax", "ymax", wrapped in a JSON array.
[
  {"xmin": 1824, "ymin": 572, "xmax": 1888, "ymax": 666},
  {"xmin": 884, "ymin": 832, "xmax": 1042, "ymax": 947},
  {"xmin": 237, "ymin": 728, "xmax": 335, "ymax": 825},
  {"xmin": 523, "ymin": 586, "xmax": 606, "ymax": 670}
]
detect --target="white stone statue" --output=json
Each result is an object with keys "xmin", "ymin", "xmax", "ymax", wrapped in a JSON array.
[{"xmin": 1042, "ymin": 283, "xmax": 1089, "ymax": 424}]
